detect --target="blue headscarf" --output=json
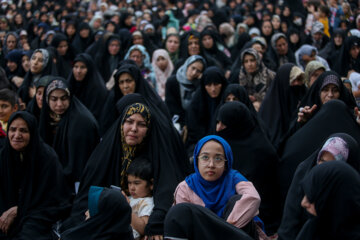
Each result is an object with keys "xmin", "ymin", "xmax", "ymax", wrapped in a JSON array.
[{"xmin": 185, "ymin": 135, "xmax": 247, "ymax": 217}]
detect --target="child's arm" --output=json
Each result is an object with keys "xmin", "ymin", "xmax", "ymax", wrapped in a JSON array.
[{"xmin": 131, "ymin": 214, "xmax": 149, "ymax": 236}]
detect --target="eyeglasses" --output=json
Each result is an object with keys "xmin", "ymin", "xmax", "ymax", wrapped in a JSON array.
[{"xmin": 198, "ymin": 155, "xmax": 227, "ymax": 168}]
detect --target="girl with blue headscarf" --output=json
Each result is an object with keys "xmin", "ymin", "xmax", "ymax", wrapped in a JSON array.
[{"xmin": 165, "ymin": 135, "xmax": 263, "ymax": 239}]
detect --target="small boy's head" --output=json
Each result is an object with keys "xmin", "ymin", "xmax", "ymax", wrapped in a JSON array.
[
  {"xmin": 0, "ymin": 89, "xmax": 18, "ymax": 123},
  {"xmin": 126, "ymin": 157, "xmax": 153, "ymax": 199}
]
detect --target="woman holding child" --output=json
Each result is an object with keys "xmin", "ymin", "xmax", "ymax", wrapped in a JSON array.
[{"xmin": 61, "ymin": 93, "xmax": 190, "ymax": 240}]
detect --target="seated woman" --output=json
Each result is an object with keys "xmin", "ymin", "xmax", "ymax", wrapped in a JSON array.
[
  {"xmin": 124, "ymin": 44, "xmax": 154, "ymax": 85},
  {"xmin": 61, "ymin": 186, "xmax": 133, "ymax": 239},
  {"xmin": 0, "ymin": 111, "xmax": 72, "ymax": 239},
  {"xmin": 166, "ymin": 135, "xmax": 264, "ymax": 239},
  {"xmin": 186, "ymin": 66, "xmax": 228, "ymax": 151},
  {"xmin": 259, "ymin": 63, "xmax": 306, "ymax": 150},
  {"xmin": 100, "ymin": 63, "xmax": 168, "ymax": 135},
  {"xmin": 165, "ymin": 55, "xmax": 206, "ymax": 130},
  {"xmin": 17, "ymin": 48, "xmax": 57, "ymax": 105},
  {"xmin": 278, "ymin": 100, "xmax": 360, "ymax": 207},
  {"xmin": 60, "ymin": 94, "xmax": 190, "ymax": 239},
  {"xmin": 278, "ymin": 133, "xmax": 360, "ymax": 240},
  {"xmin": 304, "ymin": 60, "xmax": 325, "ymax": 88},
  {"xmin": 296, "ymin": 161, "xmax": 360, "ymax": 240},
  {"xmin": 294, "ymin": 44, "xmax": 330, "ymax": 71},
  {"xmin": 236, "ymin": 48, "xmax": 275, "ymax": 108},
  {"xmin": 67, "ymin": 53, "xmax": 108, "ymax": 122},
  {"xmin": 297, "ymin": 71, "xmax": 356, "ymax": 124},
  {"xmin": 216, "ymin": 102, "xmax": 281, "ymax": 235},
  {"xmin": 38, "ymin": 77, "xmax": 100, "ymax": 193}
]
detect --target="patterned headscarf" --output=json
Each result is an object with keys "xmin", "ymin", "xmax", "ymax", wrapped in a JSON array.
[
  {"xmin": 317, "ymin": 137, "xmax": 349, "ymax": 164},
  {"xmin": 32, "ymin": 48, "xmax": 49, "ymax": 71},
  {"xmin": 46, "ymin": 79, "xmax": 71, "ymax": 104},
  {"xmin": 120, "ymin": 103, "xmax": 151, "ymax": 188}
]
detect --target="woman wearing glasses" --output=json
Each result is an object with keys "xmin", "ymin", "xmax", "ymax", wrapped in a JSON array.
[{"xmin": 164, "ymin": 135, "xmax": 265, "ymax": 240}]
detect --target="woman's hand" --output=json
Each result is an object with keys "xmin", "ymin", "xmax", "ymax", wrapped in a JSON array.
[
  {"xmin": 354, "ymin": 107, "xmax": 360, "ymax": 125},
  {"xmin": 297, "ymin": 105, "xmax": 317, "ymax": 123},
  {"xmin": 121, "ymin": 191, "xmax": 130, "ymax": 204},
  {"xmin": 0, "ymin": 206, "xmax": 18, "ymax": 234},
  {"xmin": 145, "ymin": 235, "xmax": 163, "ymax": 240}
]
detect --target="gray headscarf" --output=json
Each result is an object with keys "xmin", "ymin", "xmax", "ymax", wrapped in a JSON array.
[
  {"xmin": 32, "ymin": 48, "xmax": 50, "ymax": 71},
  {"xmin": 270, "ymin": 33, "xmax": 287, "ymax": 51},
  {"xmin": 176, "ymin": 55, "xmax": 206, "ymax": 110}
]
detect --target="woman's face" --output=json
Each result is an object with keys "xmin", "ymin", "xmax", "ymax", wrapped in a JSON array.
[
  {"xmin": 186, "ymin": 61, "xmax": 204, "ymax": 81},
  {"xmin": 243, "ymin": 54, "xmax": 257, "ymax": 74},
  {"xmin": 205, "ymin": 83, "xmax": 222, "ymax": 98},
  {"xmin": 225, "ymin": 93, "xmax": 239, "ymax": 102},
  {"xmin": 334, "ymin": 35, "xmax": 343, "ymax": 46},
  {"xmin": 156, "ymin": 56, "xmax": 168, "ymax": 71},
  {"xmin": 118, "ymin": 72, "xmax": 136, "ymax": 96},
  {"xmin": 73, "ymin": 61, "xmax": 88, "ymax": 81},
  {"xmin": 80, "ymin": 28, "xmax": 90, "ymax": 38},
  {"xmin": 106, "ymin": 23, "xmax": 115, "ymax": 33},
  {"xmin": 202, "ymin": 34, "xmax": 214, "ymax": 49},
  {"xmin": 6, "ymin": 34, "xmax": 17, "ymax": 50},
  {"xmin": 129, "ymin": 49, "xmax": 143, "ymax": 67},
  {"xmin": 57, "ymin": 40, "xmax": 68, "ymax": 56},
  {"xmin": 66, "ymin": 24, "xmax": 76, "ymax": 37},
  {"xmin": 166, "ymin": 35, "xmax": 180, "ymax": 53},
  {"xmin": 309, "ymin": 68, "xmax": 324, "ymax": 87},
  {"xmin": 30, "ymin": 52, "xmax": 44, "ymax": 74},
  {"xmin": 320, "ymin": 83, "xmax": 340, "ymax": 104},
  {"xmin": 122, "ymin": 113, "xmax": 148, "ymax": 146},
  {"xmin": 350, "ymin": 45, "xmax": 360, "ymax": 59},
  {"xmin": 8, "ymin": 118, "xmax": 30, "ymax": 152},
  {"xmin": 36, "ymin": 86, "xmax": 44, "ymax": 109},
  {"xmin": 48, "ymin": 89, "xmax": 70, "ymax": 115},
  {"xmin": 22, "ymin": 55, "xmax": 30, "ymax": 72},
  {"xmin": 289, "ymin": 33, "xmax": 299, "ymax": 44},
  {"xmin": 301, "ymin": 195, "xmax": 317, "ymax": 216},
  {"xmin": 108, "ymin": 39, "xmax": 120, "ymax": 56},
  {"xmin": 133, "ymin": 35, "xmax": 144, "ymax": 45},
  {"xmin": 6, "ymin": 60, "xmax": 17, "ymax": 72},
  {"xmin": 261, "ymin": 21, "xmax": 272, "ymax": 36},
  {"xmin": 317, "ymin": 151, "xmax": 335, "ymax": 165},
  {"xmin": 272, "ymin": 18, "xmax": 281, "ymax": 30},
  {"xmin": 198, "ymin": 140, "xmax": 226, "ymax": 181},
  {"xmin": 188, "ymin": 38, "xmax": 200, "ymax": 56}
]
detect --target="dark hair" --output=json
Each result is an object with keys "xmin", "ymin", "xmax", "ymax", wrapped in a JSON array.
[
  {"xmin": 0, "ymin": 89, "xmax": 17, "ymax": 107},
  {"xmin": 319, "ymin": 5, "xmax": 330, "ymax": 17},
  {"xmin": 126, "ymin": 157, "xmax": 153, "ymax": 184}
]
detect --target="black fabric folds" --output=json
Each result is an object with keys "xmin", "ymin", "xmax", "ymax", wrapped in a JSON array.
[
  {"xmin": 297, "ymin": 161, "xmax": 360, "ymax": 240},
  {"xmin": 278, "ymin": 133, "xmax": 360, "ymax": 240},
  {"xmin": 259, "ymin": 63, "xmax": 306, "ymax": 150},
  {"xmin": 38, "ymin": 77, "xmax": 100, "ymax": 188},
  {"xmin": 61, "ymin": 188, "xmax": 133, "ymax": 240},
  {"xmin": 334, "ymin": 36, "xmax": 360, "ymax": 77},
  {"xmin": 0, "ymin": 111, "xmax": 72, "ymax": 239},
  {"xmin": 61, "ymin": 94, "xmax": 190, "ymax": 236},
  {"xmin": 68, "ymin": 53, "xmax": 108, "ymax": 122},
  {"xmin": 164, "ymin": 203, "xmax": 253, "ymax": 240},
  {"xmin": 216, "ymin": 102, "xmax": 281, "ymax": 234}
]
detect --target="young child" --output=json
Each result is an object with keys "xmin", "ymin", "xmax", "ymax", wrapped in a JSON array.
[
  {"xmin": 0, "ymin": 88, "xmax": 18, "ymax": 132},
  {"xmin": 126, "ymin": 157, "xmax": 154, "ymax": 240},
  {"xmin": 318, "ymin": 5, "xmax": 330, "ymax": 37}
]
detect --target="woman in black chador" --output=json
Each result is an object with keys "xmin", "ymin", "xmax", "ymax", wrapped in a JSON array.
[
  {"xmin": 38, "ymin": 77, "xmax": 100, "ymax": 192},
  {"xmin": 60, "ymin": 94, "xmax": 190, "ymax": 239},
  {"xmin": 0, "ymin": 111, "xmax": 72, "ymax": 239}
]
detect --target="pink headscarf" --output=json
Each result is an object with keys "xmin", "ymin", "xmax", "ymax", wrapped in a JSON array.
[{"xmin": 151, "ymin": 49, "xmax": 174, "ymax": 101}]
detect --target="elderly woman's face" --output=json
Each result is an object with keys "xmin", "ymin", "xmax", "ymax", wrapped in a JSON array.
[
  {"xmin": 122, "ymin": 113, "xmax": 148, "ymax": 146},
  {"xmin": 8, "ymin": 118, "xmax": 30, "ymax": 152},
  {"xmin": 129, "ymin": 49, "xmax": 143, "ymax": 67},
  {"xmin": 198, "ymin": 140, "xmax": 226, "ymax": 181},
  {"xmin": 30, "ymin": 52, "xmax": 44, "ymax": 74},
  {"xmin": 320, "ymin": 84, "xmax": 340, "ymax": 104}
]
